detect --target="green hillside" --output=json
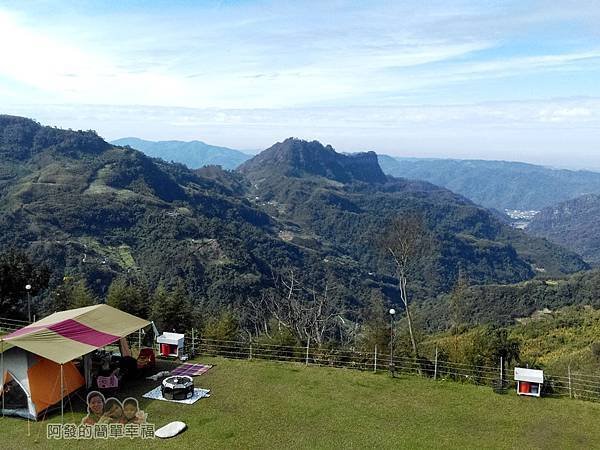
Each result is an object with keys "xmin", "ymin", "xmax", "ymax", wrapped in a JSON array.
[
  {"xmin": 0, "ymin": 116, "xmax": 341, "ymax": 318},
  {"xmin": 413, "ymin": 269, "xmax": 600, "ymax": 331},
  {"xmin": 421, "ymin": 304, "xmax": 600, "ymax": 377},
  {"xmin": 378, "ymin": 155, "xmax": 600, "ymax": 211},
  {"xmin": 510, "ymin": 306, "xmax": 600, "ymax": 374},
  {"xmin": 528, "ymin": 194, "xmax": 600, "ymax": 266},
  {"xmin": 239, "ymin": 138, "xmax": 587, "ymax": 295},
  {"xmin": 0, "ymin": 117, "xmax": 589, "ymax": 329},
  {"xmin": 111, "ymin": 137, "xmax": 252, "ymax": 170}
]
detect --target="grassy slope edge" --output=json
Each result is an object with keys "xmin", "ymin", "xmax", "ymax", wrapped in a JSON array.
[{"xmin": 1, "ymin": 357, "xmax": 599, "ymax": 449}]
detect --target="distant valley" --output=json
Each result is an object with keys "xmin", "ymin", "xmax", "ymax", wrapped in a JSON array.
[{"xmin": 377, "ymin": 155, "xmax": 600, "ymax": 212}]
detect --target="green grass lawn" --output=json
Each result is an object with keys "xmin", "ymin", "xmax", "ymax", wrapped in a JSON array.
[{"xmin": 2, "ymin": 356, "xmax": 600, "ymax": 449}]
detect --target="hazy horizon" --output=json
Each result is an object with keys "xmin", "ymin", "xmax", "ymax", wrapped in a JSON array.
[
  {"xmin": 1, "ymin": 1, "xmax": 599, "ymax": 170},
  {"xmin": 107, "ymin": 133, "xmax": 600, "ymax": 173}
]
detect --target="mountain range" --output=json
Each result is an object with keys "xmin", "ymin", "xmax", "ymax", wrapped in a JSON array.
[
  {"xmin": 0, "ymin": 116, "xmax": 589, "ymax": 325},
  {"xmin": 112, "ymin": 137, "xmax": 600, "ymax": 214},
  {"xmin": 111, "ymin": 137, "xmax": 252, "ymax": 170},
  {"xmin": 377, "ymin": 155, "xmax": 600, "ymax": 212}
]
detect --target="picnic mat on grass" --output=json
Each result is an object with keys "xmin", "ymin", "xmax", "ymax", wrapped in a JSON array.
[
  {"xmin": 142, "ymin": 386, "xmax": 211, "ymax": 404},
  {"xmin": 171, "ymin": 363, "xmax": 213, "ymax": 377}
]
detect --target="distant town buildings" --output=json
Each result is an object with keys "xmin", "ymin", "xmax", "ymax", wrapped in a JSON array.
[{"xmin": 505, "ymin": 209, "xmax": 539, "ymax": 229}]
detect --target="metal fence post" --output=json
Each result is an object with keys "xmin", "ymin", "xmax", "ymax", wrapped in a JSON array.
[
  {"xmin": 305, "ymin": 338, "xmax": 310, "ymax": 365},
  {"xmin": 434, "ymin": 346, "xmax": 438, "ymax": 380},
  {"xmin": 500, "ymin": 356, "xmax": 503, "ymax": 384},
  {"xmin": 568, "ymin": 364, "xmax": 573, "ymax": 399},
  {"xmin": 249, "ymin": 341, "xmax": 253, "ymax": 360},
  {"xmin": 191, "ymin": 328, "xmax": 196, "ymax": 355},
  {"xmin": 374, "ymin": 345, "xmax": 377, "ymax": 373}
]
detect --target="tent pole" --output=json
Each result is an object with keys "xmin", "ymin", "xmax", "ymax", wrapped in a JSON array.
[{"xmin": 60, "ymin": 364, "xmax": 64, "ymax": 424}]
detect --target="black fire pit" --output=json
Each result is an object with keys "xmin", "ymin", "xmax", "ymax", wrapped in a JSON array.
[{"xmin": 161, "ymin": 375, "xmax": 194, "ymax": 400}]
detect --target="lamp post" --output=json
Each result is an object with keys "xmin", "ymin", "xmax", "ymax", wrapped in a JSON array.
[
  {"xmin": 389, "ymin": 308, "xmax": 396, "ymax": 377},
  {"xmin": 25, "ymin": 284, "xmax": 32, "ymax": 323}
]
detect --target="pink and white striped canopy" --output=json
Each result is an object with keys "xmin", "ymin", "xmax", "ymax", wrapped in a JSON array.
[{"xmin": 1, "ymin": 304, "xmax": 150, "ymax": 364}]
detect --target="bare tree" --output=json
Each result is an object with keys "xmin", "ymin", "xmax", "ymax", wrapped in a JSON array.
[
  {"xmin": 243, "ymin": 293, "xmax": 273, "ymax": 339},
  {"xmin": 380, "ymin": 213, "xmax": 432, "ymax": 358},
  {"xmin": 265, "ymin": 269, "xmax": 342, "ymax": 345}
]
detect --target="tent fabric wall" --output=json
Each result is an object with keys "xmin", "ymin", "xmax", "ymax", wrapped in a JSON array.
[
  {"xmin": 2, "ymin": 372, "xmax": 28, "ymax": 410},
  {"xmin": 0, "ymin": 347, "xmax": 84, "ymax": 420},
  {"xmin": 28, "ymin": 357, "xmax": 83, "ymax": 415},
  {"xmin": 2, "ymin": 348, "xmax": 29, "ymax": 388},
  {"xmin": 1, "ymin": 347, "xmax": 35, "ymax": 419}
]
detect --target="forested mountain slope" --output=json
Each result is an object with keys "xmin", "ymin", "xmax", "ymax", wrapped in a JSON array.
[
  {"xmin": 378, "ymin": 155, "xmax": 600, "ymax": 211},
  {"xmin": 0, "ymin": 117, "xmax": 588, "ymax": 323},
  {"xmin": 111, "ymin": 137, "xmax": 252, "ymax": 170},
  {"xmin": 528, "ymin": 194, "xmax": 600, "ymax": 266},
  {"xmin": 239, "ymin": 138, "xmax": 587, "ymax": 296},
  {"xmin": 0, "ymin": 116, "xmax": 352, "ymax": 315}
]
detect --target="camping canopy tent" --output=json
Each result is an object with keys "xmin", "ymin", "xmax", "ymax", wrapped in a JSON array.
[
  {"xmin": 0, "ymin": 348, "xmax": 84, "ymax": 420},
  {"xmin": 1, "ymin": 304, "xmax": 150, "ymax": 420}
]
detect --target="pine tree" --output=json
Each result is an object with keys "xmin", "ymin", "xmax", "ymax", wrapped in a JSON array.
[
  {"xmin": 67, "ymin": 280, "xmax": 96, "ymax": 308},
  {"xmin": 449, "ymin": 269, "xmax": 469, "ymax": 335},
  {"xmin": 151, "ymin": 282, "xmax": 195, "ymax": 332},
  {"xmin": 204, "ymin": 310, "xmax": 239, "ymax": 341},
  {"xmin": 107, "ymin": 278, "xmax": 128, "ymax": 310},
  {"xmin": 359, "ymin": 290, "xmax": 390, "ymax": 352},
  {"xmin": 107, "ymin": 278, "xmax": 150, "ymax": 318}
]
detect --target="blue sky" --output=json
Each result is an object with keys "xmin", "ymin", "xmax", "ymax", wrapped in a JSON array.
[{"xmin": 1, "ymin": 0, "xmax": 599, "ymax": 168}]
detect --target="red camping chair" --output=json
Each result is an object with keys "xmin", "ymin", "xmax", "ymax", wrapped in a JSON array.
[{"xmin": 137, "ymin": 348, "xmax": 156, "ymax": 371}]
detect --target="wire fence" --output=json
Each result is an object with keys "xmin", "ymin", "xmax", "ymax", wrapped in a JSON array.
[
  {"xmin": 2, "ymin": 316, "xmax": 600, "ymax": 403},
  {"xmin": 182, "ymin": 333, "xmax": 600, "ymax": 403},
  {"xmin": 0, "ymin": 316, "xmax": 29, "ymax": 335}
]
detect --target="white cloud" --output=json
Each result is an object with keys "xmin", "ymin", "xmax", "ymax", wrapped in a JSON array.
[
  {"xmin": 0, "ymin": 6, "xmax": 498, "ymax": 109},
  {"xmin": 0, "ymin": 10, "xmax": 190, "ymax": 105},
  {"xmin": 5, "ymin": 98, "xmax": 600, "ymax": 170},
  {"xmin": 538, "ymin": 107, "xmax": 594, "ymax": 123},
  {"xmin": 2, "ymin": 2, "xmax": 600, "ymax": 110},
  {"xmin": 1, "ymin": 1, "xmax": 599, "ymax": 169}
]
